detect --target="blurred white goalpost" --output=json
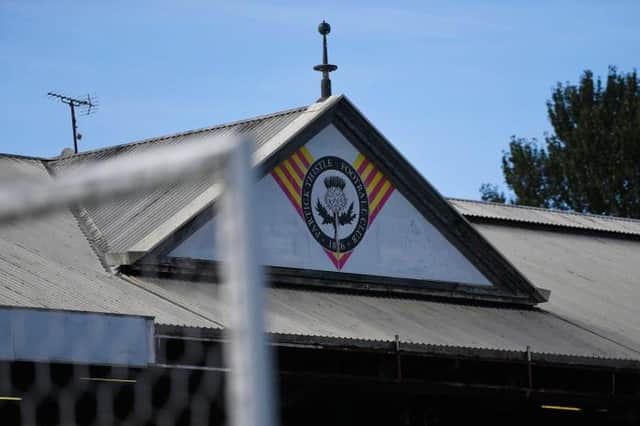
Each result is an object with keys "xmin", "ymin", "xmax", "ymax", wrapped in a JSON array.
[{"xmin": 0, "ymin": 135, "xmax": 275, "ymax": 426}]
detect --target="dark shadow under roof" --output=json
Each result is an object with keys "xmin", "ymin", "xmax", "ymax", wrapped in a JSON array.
[{"xmin": 132, "ymin": 274, "xmax": 640, "ymax": 362}]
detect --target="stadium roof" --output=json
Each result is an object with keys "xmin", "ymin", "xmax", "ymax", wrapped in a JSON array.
[{"xmin": 1, "ymin": 96, "xmax": 639, "ymax": 366}]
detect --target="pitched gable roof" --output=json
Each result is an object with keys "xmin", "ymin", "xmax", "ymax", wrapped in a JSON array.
[
  {"xmin": 312, "ymin": 97, "xmax": 547, "ymax": 304},
  {"xmin": 2, "ymin": 128, "xmax": 639, "ymax": 366},
  {"xmin": 47, "ymin": 105, "xmax": 309, "ymax": 256},
  {"xmin": 72, "ymin": 95, "xmax": 545, "ymax": 304},
  {"xmin": 1, "ymin": 157, "xmax": 637, "ymax": 362}
]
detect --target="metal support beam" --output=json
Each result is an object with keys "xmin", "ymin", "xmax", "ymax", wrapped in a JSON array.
[{"xmin": 395, "ymin": 334, "xmax": 402, "ymax": 382}]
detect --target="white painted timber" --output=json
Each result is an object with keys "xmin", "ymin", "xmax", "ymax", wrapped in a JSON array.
[
  {"xmin": 171, "ymin": 124, "xmax": 491, "ymax": 286},
  {"xmin": 253, "ymin": 95, "xmax": 342, "ymax": 165},
  {"xmin": 105, "ymin": 184, "xmax": 223, "ymax": 265}
]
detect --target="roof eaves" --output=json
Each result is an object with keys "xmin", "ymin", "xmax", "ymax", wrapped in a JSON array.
[
  {"xmin": 105, "ymin": 184, "xmax": 224, "ymax": 266},
  {"xmin": 156, "ymin": 324, "xmax": 640, "ymax": 369},
  {"xmin": 0, "ymin": 153, "xmax": 52, "ymax": 161},
  {"xmin": 449, "ymin": 198, "xmax": 640, "ymax": 237},
  {"xmin": 254, "ymin": 95, "xmax": 343, "ymax": 166},
  {"xmin": 105, "ymin": 96, "xmax": 340, "ymax": 263},
  {"xmin": 332, "ymin": 97, "xmax": 548, "ymax": 304},
  {"xmin": 449, "ymin": 197, "xmax": 640, "ymax": 224}
]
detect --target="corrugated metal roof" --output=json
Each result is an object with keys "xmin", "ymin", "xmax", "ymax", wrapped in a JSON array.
[
  {"xmin": 158, "ymin": 325, "xmax": 640, "ymax": 369},
  {"xmin": 0, "ymin": 157, "xmax": 220, "ymax": 329},
  {"xmin": 4, "ymin": 109, "xmax": 640, "ymax": 366},
  {"xmin": 2, "ymin": 155, "xmax": 639, "ymax": 363},
  {"xmin": 472, "ymin": 223, "xmax": 640, "ymax": 353},
  {"xmin": 46, "ymin": 105, "xmax": 308, "ymax": 253},
  {"xmin": 449, "ymin": 198, "xmax": 640, "ymax": 236},
  {"xmin": 0, "ymin": 155, "xmax": 48, "ymax": 180},
  {"xmin": 128, "ymin": 275, "xmax": 640, "ymax": 360}
]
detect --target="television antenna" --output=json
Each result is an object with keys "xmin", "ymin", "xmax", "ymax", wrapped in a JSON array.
[{"xmin": 47, "ymin": 92, "xmax": 98, "ymax": 154}]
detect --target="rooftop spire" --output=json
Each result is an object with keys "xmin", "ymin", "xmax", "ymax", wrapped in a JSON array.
[{"xmin": 313, "ymin": 20, "xmax": 337, "ymax": 101}]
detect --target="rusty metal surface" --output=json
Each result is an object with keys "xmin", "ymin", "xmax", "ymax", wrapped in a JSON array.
[
  {"xmin": 129, "ymin": 275, "xmax": 640, "ymax": 361},
  {"xmin": 449, "ymin": 198, "xmax": 640, "ymax": 236},
  {"xmin": 46, "ymin": 105, "xmax": 307, "ymax": 254}
]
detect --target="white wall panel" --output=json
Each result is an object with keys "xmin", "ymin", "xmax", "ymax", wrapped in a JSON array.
[
  {"xmin": 0, "ymin": 307, "xmax": 154, "ymax": 366},
  {"xmin": 170, "ymin": 125, "xmax": 490, "ymax": 286}
]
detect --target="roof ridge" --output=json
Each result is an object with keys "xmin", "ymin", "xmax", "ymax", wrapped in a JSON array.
[
  {"xmin": 39, "ymin": 161, "xmax": 113, "ymax": 272},
  {"xmin": 49, "ymin": 104, "xmax": 310, "ymax": 163},
  {"xmin": 448, "ymin": 197, "xmax": 640, "ymax": 225},
  {"xmin": 0, "ymin": 153, "xmax": 51, "ymax": 161}
]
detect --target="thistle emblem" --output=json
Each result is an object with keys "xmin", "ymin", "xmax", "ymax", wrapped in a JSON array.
[{"xmin": 315, "ymin": 175, "xmax": 356, "ymax": 254}]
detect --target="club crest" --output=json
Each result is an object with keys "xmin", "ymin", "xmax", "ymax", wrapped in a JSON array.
[
  {"xmin": 301, "ymin": 156, "xmax": 369, "ymax": 255},
  {"xmin": 271, "ymin": 146, "xmax": 394, "ymax": 270}
]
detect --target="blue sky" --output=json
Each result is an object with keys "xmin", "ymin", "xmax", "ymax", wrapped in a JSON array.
[{"xmin": 1, "ymin": 1, "xmax": 638, "ymax": 199}]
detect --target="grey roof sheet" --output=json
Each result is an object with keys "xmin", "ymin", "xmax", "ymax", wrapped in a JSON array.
[
  {"xmin": 2, "ymin": 155, "xmax": 639, "ymax": 362},
  {"xmin": 449, "ymin": 198, "xmax": 640, "ymax": 236},
  {"xmin": 471, "ymin": 223, "xmax": 640, "ymax": 353},
  {"xmin": 4, "ymin": 114, "xmax": 640, "ymax": 365},
  {"xmin": 0, "ymin": 156, "xmax": 220, "ymax": 328},
  {"xmin": 128, "ymin": 275, "xmax": 640, "ymax": 360},
  {"xmin": 46, "ymin": 105, "xmax": 308, "ymax": 253}
]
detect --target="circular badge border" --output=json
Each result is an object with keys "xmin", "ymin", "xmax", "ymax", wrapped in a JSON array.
[{"xmin": 301, "ymin": 156, "xmax": 369, "ymax": 253}]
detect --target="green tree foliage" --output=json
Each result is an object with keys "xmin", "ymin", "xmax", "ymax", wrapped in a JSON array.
[
  {"xmin": 481, "ymin": 67, "xmax": 640, "ymax": 218},
  {"xmin": 479, "ymin": 183, "xmax": 505, "ymax": 204}
]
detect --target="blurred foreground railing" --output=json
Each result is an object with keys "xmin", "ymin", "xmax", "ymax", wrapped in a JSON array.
[{"xmin": 0, "ymin": 135, "xmax": 275, "ymax": 426}]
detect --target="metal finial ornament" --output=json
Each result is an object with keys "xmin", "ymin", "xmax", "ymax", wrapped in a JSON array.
[{"xmin": 313, "ymin": 20, "xmax": 337, "ymax": 101}]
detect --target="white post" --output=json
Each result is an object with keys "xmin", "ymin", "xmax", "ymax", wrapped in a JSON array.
[
  {"xmin": 0, "ymin": 134, "xmax": 277, "ymax": 425},
  {"xmin": 0, "ymin": 136, "xmax": 236, "ymax": 223},
  {"xmin": 218, "ymin": 137, "xmax": 276, "ymax": 426}
]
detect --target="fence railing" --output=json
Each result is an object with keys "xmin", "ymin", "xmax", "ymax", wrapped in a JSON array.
[{"xmin": 0, "ymin": 135, "xmax": 275, "ymax": 426}]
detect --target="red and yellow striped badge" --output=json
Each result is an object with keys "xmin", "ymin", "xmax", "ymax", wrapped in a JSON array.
[
  {"xmin": 271, "ymin": 147, "xmax": 394, "ymax": 270},
  {"xmin": 271, "ymin": 146, "xmax": 313, "ymax": 216},
  {"xmin": 352, "ymin": 153, "xmax": 394, "ymax": 224}
]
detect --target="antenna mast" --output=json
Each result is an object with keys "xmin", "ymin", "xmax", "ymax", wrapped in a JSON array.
[{"xmin": 47, "ymin": 92, "xmax": 98, "ymax": 154}]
